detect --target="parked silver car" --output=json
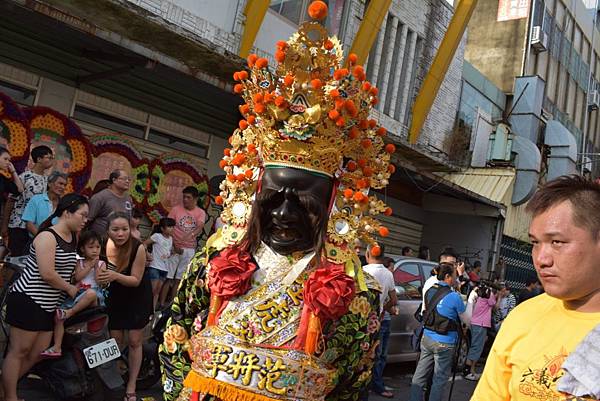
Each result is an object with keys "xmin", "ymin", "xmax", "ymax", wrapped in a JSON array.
[{"xmin": 387, "ymin": 256, "xmax": 437, "ymax": 363}]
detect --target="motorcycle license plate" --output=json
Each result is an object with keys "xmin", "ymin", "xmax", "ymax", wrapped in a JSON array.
[{"xmin": 83, "ymin": 338, "xmax": 121, "ymax": 368}]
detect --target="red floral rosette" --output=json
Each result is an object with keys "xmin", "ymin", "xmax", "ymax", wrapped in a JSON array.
[
  {"xmin": 206, "ymin": 247, "xmax": 258, "ymax": 325},
  {"xmin": 294, "ymin": 262, "xmax": 356, "ymax": 353}
]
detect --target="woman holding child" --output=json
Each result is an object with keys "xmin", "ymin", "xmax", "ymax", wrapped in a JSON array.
[
  {"xmin": 99, "ymin": 211, "xmax": 152, "ymax": 401},
  {"xmin": 1, "ymin": 193, "xmax": 89, "ymax": 401}
]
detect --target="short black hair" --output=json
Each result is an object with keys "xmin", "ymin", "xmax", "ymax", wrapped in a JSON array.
[
  {"xmin": 183, "ymin": 186, "xmax": 199, "ymax": 198},
  {"xmin": 473, "ymin": 260, "xmax": 481, "ymax": 268},
  {"xmin": 525, "ymin": 277, "xmax": 538, "ymax": 287},
  {"xmin": 439, "ymin": 247, "xmax": 457, "ymax": 261},
  {"xmin": 367, "ymin": 243, "xmax": 385, "ymax": 259},
  {"xmin": 132, "ymin": 208, "xmax": 144, "ymax": 219},
  {"xmin": 401, "ymin": 246, "xmax": 412, "ymax": 256},
  {"xmin": 78, "ymin": 230, "xmax": 103, "ymax": 257},
  {"xmin": 31, "ymin": 145, "xmax": 52, "ymax": 163},
  {"xmin": 109, "ymin": 169, "xmax": 124, "ymax": 184}
]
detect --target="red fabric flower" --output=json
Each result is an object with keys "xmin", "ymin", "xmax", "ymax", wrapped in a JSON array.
[
  {"xmin": 208, "ymin": 247, "xmax": 258, "ymax": 299},
  {"xmin": 303, "ymin": 262, "xmax": 356, "ymax": 321}
]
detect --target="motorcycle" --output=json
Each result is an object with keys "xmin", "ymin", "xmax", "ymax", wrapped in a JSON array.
[{"xmin": 1, "ymin": 257, "xmax": 125, "ymax": 400}]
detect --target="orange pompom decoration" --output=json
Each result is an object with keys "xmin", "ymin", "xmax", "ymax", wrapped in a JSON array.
[
  {"xmin": 328, "ymin": 110, "xmax": 340, "ymax": 120},
  {"xmin": 371, "ymin": 96, "xmax": 379, "ymax": 105},
  {"xmin": 361, "ymin": 139, "xmax": 372, "ymax": 149},
  {"xmin": 238, "ymin": 71, "xmax": 248, "ymax": 80},
  {"xmin": 247, "ymin": 143, "xmax": 257, "ymax": 154},
  {"xmin": 275, "ymin": 96, "xmax": 287, "ymax": 108},
  {"xmin": 308, "ymin": 1, "xmax": 328, "ymax": 20},
  {"xmin": 231, "ymin": 153, "xmax": 246, "ymax": 166},
  {"xmin": 346, "ymin": 160, "xmax": 358, "ymax": 172},
  {"xmin": 356, "ymin": 178, "xmax": 369, "ymax": 189},
  {"xmin": 219, "ymin": 159, "xmax": 228, "ymax": 169},
  {"xmin": 233, "ymin": 84, "xmax": 243, "ymax": 94},
  {"xmin": 379, "ymin": 227, "xmax": 390, "ymax": 237},
  {"xmin": 224, "ymin": 148, "xmax": 231, "ymax": 157},
  {"xmin": 362, "ymin": 82, "xmax": 372, "ymax": 91},
  {"xmin": 353, "ymin": 65, "xmax": 365, "ymax": 78},
  {"xmin": 253, "ymin": 93, "xmax": 264, "ymax": 103},
  {"xmin": 384, "ymin": 207, "xmax": 393, "ymax": 216},
  {"xmin": 239, "ymin": 120, "xmax": 249, "ymax": 130},
  {"xmin": 343, "ymin": 188, "xmax": 354, "ymax": 199},
  {"xmin": 227, "ymin": 174, "xmax": 236, "ymax": 183},
  {"xmin": 353, "ymin": 192, "xmax": 365, "ymax": 202},
  {"xmin": 329, "ymin": 89, "xmax": 340, "ymax": 98},
  {"xmin": 284, "ymin": 74, "xmax": 295, "ymax": 87},
  {"xmin": 215, "ymin": 195, "xmax": 224, "ymax": 205},
  {"xmin": 335, "ymin": 117, "xmax": 346, "ymax": 127},
  {"xmin": 358, "ymin": 158, "xmax": 367, "ymax": 168},
  {"xmin": 247, "ymin": 54, "xmax": 258, "ymax": 67},
  {"xmin": 275, "ymin": 50, "xmax": 286, "ymax": 63},
  {"xmin": 240, "ymin": 104, "xmax": 250, "ymax": 114},
  {"xmin": 255, "ymin": 58, "xmax": 269, "ymax": 69},
  {"xmin": 369, "ymin": 87, "xmax": 379, "ymax": 96},
  {"xmin": 276, "ymin": 40, "xmax": 288, "ymax": 50},
  {"xmin": 377, "ymin": 127, "xmax": 387, "ymax": 136},
  {"xmin": 371, "ymin": 245, "xmax": 382, "ymax": 257},
  {"xmin": 333, "ymin": 68, "xmax": 349, "ymax": 81},
  {"xmin": 236, "ymin": 174, "xmax": 246, "ymax": 182},
  {"xmin": 255, "ymin": 103, "xmax": 266, "ymax": 114},
  {"xmin": 362, "ymin": 166, "xmax": 374, "ymax": 177},
  {"xmin": 385, "ymin": 144, "xmax": 396, "ymax": 154},
  {"xmin": 264, "ymin": 92, "xmax": 275, "ymax": 103},
  {"xmin": 359, "ymin": 120, "xmax": 368, "ymax": 129},
  {"xmin": 345, "ymin": 100, "xmax": 358, "ymax": 117},
  {"xmin": 349, "ymin": 126, "xmax": 360, "ymax": 139},
  {"xmin": 247, "ymin": 115, "xmax": 256, "ymax": 125},
  {"xmin": 245, "ymin": 169, "xmax": 254, "ymax": 179},
  {"xmin": 335, "ymin": 98, "xmax": 345, "ymax": 110},
  {"xmin": 311, "ymin": 79, "xmax": 323, "ymax": 89},
  {"xmin": 368, "ymin": 119, "xmax": 377, "ymax": 129},
  {"xmin": 324, "ymin": 39, "xmax": 334, "ymax": 50},
  {"xmin": 387, "ymin": 164, "xmax": 396, "ymax": 174},
  {"xmin": 233, "ymin": 72, "xmax": 240, "ymax": 81},
  {"xmin": 348, "ymin": 53, "xmax": 358, "ymax": 65}
]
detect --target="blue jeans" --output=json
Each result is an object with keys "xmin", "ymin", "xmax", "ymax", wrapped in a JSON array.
[
  {"xmin": 371, "ymin": 319, "xmax": 391, "ymax": 393},
  {"xmin": 467, "ymin": 324, "xmax": 487, "ymax": 362},
  {"xmin": 408, "ymin": 334, "xmax": 456, "ymax": 401}
]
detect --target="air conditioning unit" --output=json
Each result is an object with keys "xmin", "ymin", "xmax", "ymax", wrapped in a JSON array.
[
  {"xmin": 589, "ymin": 90, "xmax": 600, "ymax": 111},
  {"xmin": 531, "ymin": 26, "xmax": 548, "ymax": 53}
]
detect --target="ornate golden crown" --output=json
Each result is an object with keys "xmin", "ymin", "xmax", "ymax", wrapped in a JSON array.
[{"xmin": 215, "ymin": 1, "xmax": 396, "ymax": 259}]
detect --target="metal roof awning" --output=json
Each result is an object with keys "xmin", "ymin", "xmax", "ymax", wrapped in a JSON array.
[
  {"xmin": 441, "ymin": 168, "xmax": 516, "ymax": 205},
  {"xmin": 0, "ymin": 0, "xmax": 244, "ymax": 138}
]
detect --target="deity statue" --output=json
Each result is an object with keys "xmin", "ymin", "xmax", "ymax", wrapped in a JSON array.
[{"xmin": 159, "ymin": 2, "xmax": 397, "ymax": 400}]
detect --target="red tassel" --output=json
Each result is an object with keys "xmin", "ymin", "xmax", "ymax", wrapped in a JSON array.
[
  {"xmin": 190, "ymin": 391, "xmax": 199, "ymax": 401},
  {"xmin": 304, "ymin": 312, "xmax": 321, "ymax": 355}
]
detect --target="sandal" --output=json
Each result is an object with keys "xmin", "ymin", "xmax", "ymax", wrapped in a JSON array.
[
  {"xmin": 40, "ymin": 346, "xmax": 62, "ymax": 358},
  {"xmin": 124, "ymin": 393, "xmax": 136, "ymax": 401},
  {"xmin": 55, "ymin": 308, "xmax": 68, "ymax": 322}
]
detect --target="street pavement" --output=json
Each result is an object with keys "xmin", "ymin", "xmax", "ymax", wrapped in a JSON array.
[
  {"xmin": 369, "ymin": 362, "xmax": 478, "ymax": 401},
  {"xmin": 16, "ymin": 361, "xmax": 478, "ymax": 401}
]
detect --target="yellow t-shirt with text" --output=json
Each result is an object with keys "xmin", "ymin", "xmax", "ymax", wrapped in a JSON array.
[{"xmin": 471, "ymin": 293, "xmax": 600, "ymax": 401}]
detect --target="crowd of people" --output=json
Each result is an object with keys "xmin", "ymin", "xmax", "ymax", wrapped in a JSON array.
[{"xmin": 0, "ymin": 146, "xmax": 208, "ymax": 401}]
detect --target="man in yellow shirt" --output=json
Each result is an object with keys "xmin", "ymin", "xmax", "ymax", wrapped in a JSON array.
[{"xmin": 471, "ymin": 175, "xmax": 600, "ymax": 401}]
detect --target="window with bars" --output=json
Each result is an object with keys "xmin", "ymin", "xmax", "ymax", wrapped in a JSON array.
[{"xmin": 0, "ymin": 80, "xmax": 36, "ymax": 106}]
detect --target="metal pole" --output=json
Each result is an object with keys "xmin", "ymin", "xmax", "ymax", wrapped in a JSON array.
[
  {"xmin": 522, "ymin": 0, "xmax": 537, "ymax": 76},
  {"xmin": 581, "ymin": 0, "xmax": 599, "ymax": 174}
]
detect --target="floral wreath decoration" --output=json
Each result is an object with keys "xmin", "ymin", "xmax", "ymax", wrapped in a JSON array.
[
  {"xmin": 0, "ymin": 91, "xmax": 31, "ymax": 176},
  {"xmin": 214, "ymin": 0, "xmax": 396, "ymax": 261},
  {"xmin": 88, "ymin": 133, "xmax": 150, "ymax": 204},
  {"xmin": 25, "ymin": 107, "xmax": 92, "ymax": 193}
]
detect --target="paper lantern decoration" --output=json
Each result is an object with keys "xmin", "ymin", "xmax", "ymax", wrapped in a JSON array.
[
  {"xmin": 88, "ymin": 133, "xmax": 150, "ymax": 204},
  {"xmin": 25, "ymin": 107, "xmax": 92, "ymax": 192},
  {"xmin": 0, "ymin": 92, "xmax": 31, "ymax": 175}
]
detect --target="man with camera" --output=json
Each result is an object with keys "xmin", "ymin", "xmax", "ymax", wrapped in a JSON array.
[
  {"xmin": 472, "ymin": 176, "xmax": 600, "ymax": 401},
  {"xmin": 409, "ymin": 263, "xmax": 476, "ymax": 401},
  {"xmin": 463, "ymin": 280, "xmax": 497, "ymax": 380}
]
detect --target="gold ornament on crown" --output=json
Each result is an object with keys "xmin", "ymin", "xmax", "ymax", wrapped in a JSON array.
[{"xmin": 215, "ymin": 2, "xmax": 397, "ymax": 256}]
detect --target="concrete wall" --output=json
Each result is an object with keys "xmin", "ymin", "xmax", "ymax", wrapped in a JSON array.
[
  {"xmin": 169, "ymin": 0, "xmax": 240, "ymax": 33},
  {"xmin": 254, "ymin": 10, "xmax": 298, "ymax": 58},
  {"xmin": 465, "ymin": 0, "xmax": 528, "ymax": 94}
]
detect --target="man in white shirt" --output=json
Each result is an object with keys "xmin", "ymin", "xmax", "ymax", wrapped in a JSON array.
[
  {"xmin": 422, "ymin": 247, "xmax": 465, "ymax": 310},
  {"xmin": 363, "ymin": 245, "xmax": 397, "ymax": 398}
]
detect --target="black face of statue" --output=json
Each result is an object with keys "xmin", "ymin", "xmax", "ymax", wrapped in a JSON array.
[{"xmin": 258, "ymin": 167, "xmax": 333, "ymax": 255}]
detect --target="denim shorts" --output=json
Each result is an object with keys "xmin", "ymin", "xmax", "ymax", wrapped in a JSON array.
[
  {"xmin": 147, "ymin": 267, "xmax": 168, "ymax": 281},
  {"xmin": 61, "ymin": 287, "xmax": 106, "ymax": 309}
]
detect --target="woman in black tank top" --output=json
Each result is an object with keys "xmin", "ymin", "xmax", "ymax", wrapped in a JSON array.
[
  {"xmin": 2, "ymin": 194, "xmax": 89, "ymax": 401},
  {"xmin": 98, "ymin": 212, "xmax": 152, "ymax": 401}
]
